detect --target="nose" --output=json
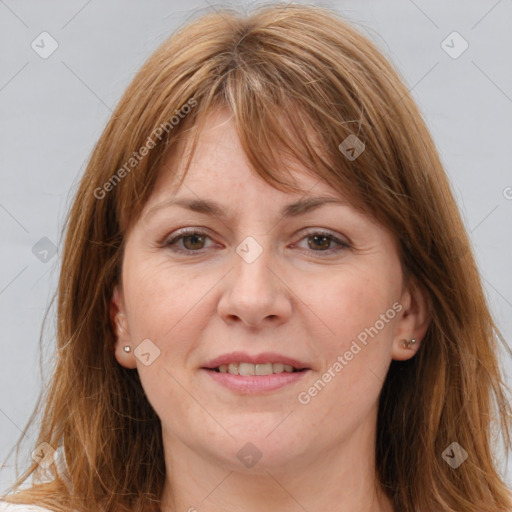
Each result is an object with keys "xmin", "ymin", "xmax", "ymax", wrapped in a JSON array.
[{"xmin": 216, "ymin": 241, "xmax": 293, "ymax": 328}]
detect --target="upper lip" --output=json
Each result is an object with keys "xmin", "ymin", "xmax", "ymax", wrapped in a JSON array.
[{"xmin": 202, "ymin": 351, "xmax": 310, "ymax": 370}]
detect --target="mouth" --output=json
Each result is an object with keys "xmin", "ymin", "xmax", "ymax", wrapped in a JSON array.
[
  {"xmin": 201, "ymin": 351, "xmax": 310, "ymax": 375},
  {"xmin": 201, "ymin": 352, "xmax": 311, "ymax": 393},
  {"xmin": 207, "ymin": 362, "xmax": 307, "ymax": 376}
]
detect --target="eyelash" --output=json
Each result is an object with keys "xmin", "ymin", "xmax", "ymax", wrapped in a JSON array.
[{"xmin": 163, "ymin": 228, "xmax": 351, "ymax": 256}]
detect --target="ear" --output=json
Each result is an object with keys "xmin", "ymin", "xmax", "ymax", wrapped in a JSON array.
[
  {"xmin": 391, "ymin": 276, "xmax": 431, "ymax": 361},
  {"xmin": 110, "ymin": 284, "xmax": 137, "ymax": 369}
]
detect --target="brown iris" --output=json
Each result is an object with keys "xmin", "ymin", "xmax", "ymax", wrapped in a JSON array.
[
  {"xmin": 307, "ymin": 234, "xmax": 331, "ymax": 251},
  {"xmin": 182, "ymin": 234, "xmax": 206, "ymax": 250}
]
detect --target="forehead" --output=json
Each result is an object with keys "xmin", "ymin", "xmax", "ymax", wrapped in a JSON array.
[{"xmin": 146, "ymin": 109, "xmax": 341, "ymax": 207}]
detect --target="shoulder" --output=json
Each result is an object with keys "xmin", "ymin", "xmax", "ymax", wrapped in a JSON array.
[{"xmin": 0, "ymin": 502, "xmax": 55, "ymax": 512}]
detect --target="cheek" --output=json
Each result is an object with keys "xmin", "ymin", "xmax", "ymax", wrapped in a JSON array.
[
  {"xmin": 122, "ymin": 255, "xmax": 208, "ymax": 339},
  {"xmin": 121, "ymin": 258, "xmax": 209, "ymax": 416},
  {"xmin": 306, "ymin": 264, "xmax": 401, "ymax": 414},
  {"xmin": 319, "ymin": 268, "xmax": 398, "ymax": 349},
  {"xmin": 297, "ymin": 275, "xmax": 398, "ymax": 426}
]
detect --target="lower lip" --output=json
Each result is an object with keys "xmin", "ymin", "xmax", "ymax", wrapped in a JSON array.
[{"xmin": 202, "ymin": 368, "xmax": 309, "ymax": 393}]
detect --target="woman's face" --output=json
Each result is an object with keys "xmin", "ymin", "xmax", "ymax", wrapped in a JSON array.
[{"xmin": 111, "ymin": 109, "xmax": 427, "ymax": 473}]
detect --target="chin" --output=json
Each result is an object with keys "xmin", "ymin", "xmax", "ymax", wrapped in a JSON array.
[{"xmin": 204, "ymin": 427, "xmax": 310, "ymax": 473}]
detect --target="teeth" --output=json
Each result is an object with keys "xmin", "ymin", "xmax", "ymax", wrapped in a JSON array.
[
  {"xmin": 273, "ymin": 363, "xmax": 285, "ymax": 373},
  {"xmin": 215, "ymin": 362, "xmax": 300, "ymax": 376},
  {"xmin": 255, "ymin": 363, "xmax": 273, "ymax": 375},
  {"xmin": 239, "ymin": 362, "xmax": 255, "ymax": 376}
]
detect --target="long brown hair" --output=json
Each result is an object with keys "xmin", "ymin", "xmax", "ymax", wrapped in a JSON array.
[{"xmin": 2, "ymin": 4, "xmax": 511, "ymax": 511}]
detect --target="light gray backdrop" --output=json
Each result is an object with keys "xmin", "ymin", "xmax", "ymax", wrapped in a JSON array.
[{"xmin": 1, "ymin": 0, "xmax": 511, "ymax": 493}]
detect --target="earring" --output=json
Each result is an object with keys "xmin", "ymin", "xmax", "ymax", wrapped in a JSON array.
[
  {"xmin": 401, "ymin": 338, "xmax": 417, "ymax": 349},
  {"xmin": 123, "ymin": 345, "xmax": 131, "ymax": 353}
]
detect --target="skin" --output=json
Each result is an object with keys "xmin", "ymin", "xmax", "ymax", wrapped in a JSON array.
[{"xmin": 111, "ymin": 109, "xmax": 430, "ymax": 512}]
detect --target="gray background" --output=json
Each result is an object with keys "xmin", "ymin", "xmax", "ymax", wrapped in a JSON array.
[{"xmin": 1, "ymin": 0, "xmax": 511, "ymax": 493}]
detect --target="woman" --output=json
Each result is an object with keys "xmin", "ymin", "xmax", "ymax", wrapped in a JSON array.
[{"xmin": 1, "ymin": 3, "xmax": 511, "ymax": 511}]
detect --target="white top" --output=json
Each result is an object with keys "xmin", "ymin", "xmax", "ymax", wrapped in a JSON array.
[{"xmin": 0, "ymin": 502, "xmax": 54, "ymax": 511}]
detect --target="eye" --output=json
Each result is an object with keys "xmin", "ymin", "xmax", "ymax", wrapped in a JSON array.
[
  {"xmin": 295, "ymin": 230, "xmax": 351, "ymax": 255},
  {"xmin": 164, "ymin": 229, "xmax": 212, "ymax": 254},
  {"xmin": 163, "ymin": 228, "xmax": 351, "ymax": 256}
]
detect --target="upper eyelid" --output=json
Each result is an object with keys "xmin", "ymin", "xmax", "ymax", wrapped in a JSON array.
[{"xmin": 166, "ymin": 226, "xmax": 346, "ymax": 240}]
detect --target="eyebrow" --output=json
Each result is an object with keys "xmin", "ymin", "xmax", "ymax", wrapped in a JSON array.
[{"xmin": 144, "ymin": 195, "xmax": 347, "ymax": 221}]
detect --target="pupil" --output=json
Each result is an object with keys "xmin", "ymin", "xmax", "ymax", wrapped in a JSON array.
[
  {"xmin": 309, "ymin": 235, "xmax": 329, "ymax": 250},
  {"xmin": 185, "ymin": 235, "xmax": 203, "ymax": 250}
]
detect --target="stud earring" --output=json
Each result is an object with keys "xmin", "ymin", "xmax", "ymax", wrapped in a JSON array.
[
  {"xmin": 401, "ymin": 338, "xmax": 417, "ymax": 349},
  {"xmin": 123, "ymin": 346, "xmax": 131, "ymax": 353}
]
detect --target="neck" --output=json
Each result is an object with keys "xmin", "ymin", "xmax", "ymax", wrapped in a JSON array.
[{"xmin": 159, "ymin": 418, "xmax": 394, "ymax": 512}]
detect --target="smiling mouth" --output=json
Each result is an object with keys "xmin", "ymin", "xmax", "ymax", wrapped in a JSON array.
[{"xmin": 208, "ymin": 362, "xmax": 307, "ymax": 376}]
